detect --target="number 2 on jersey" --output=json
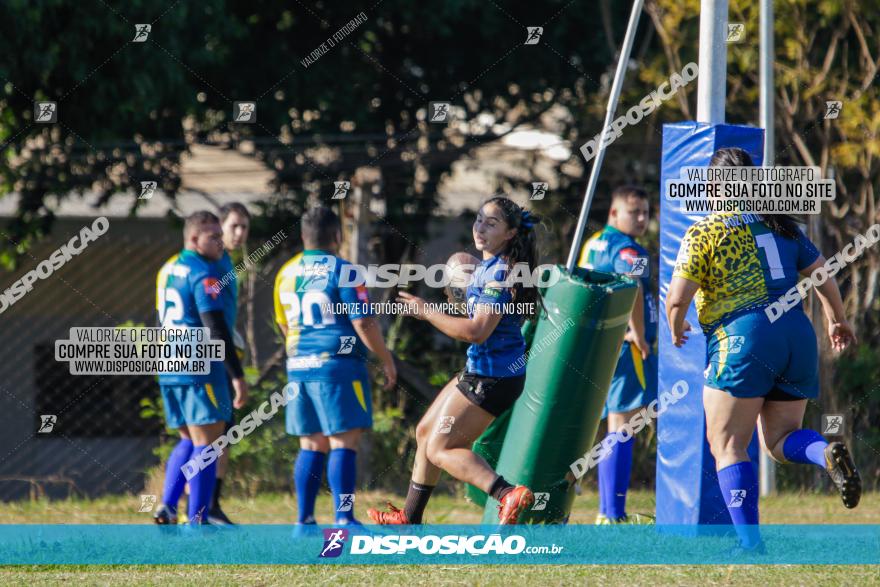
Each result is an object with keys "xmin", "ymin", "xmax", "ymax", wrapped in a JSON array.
[{"xmin": 158, "ymin": 288, "xmax": 184, "ymax": 326}]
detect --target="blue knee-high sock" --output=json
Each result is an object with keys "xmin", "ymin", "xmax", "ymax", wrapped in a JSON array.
[
  {"xmin": 600, "ymin": 433, "xmax": 634, "ymax": 520},
  {"xmin": 597, "ymin": 461, "xmax": 608, "ymax": 517},
  {"xmin": 162, "ymin": 438, "xmax": 193, "ymax": 513},
  {"xmin": 782, "ymin": 429, "xmax": 828, "ymax": 468},
  {"xmin": 294, "ymin": 450, "xmax": 326, "ymax": 524},
  {"xmin": 327, "ymin": 448, "xmax": 358, "ymax": 523},
  {"xmin": 717, "ymin": 462, "xmax": 761, "ymax": 547},
  {"xmin": 597, "ymin": 433, "xmax": 614, "ymax": 517},
  {"xmin": 187, "ymin": 445, "xmax": 216, "ymax": 524}
]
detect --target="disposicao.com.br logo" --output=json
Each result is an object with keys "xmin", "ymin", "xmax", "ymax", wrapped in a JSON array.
[
  {"xmin": 319, "ymin": 528, "xmax": 349, "ymax": 558},
  {"xmin": 328, "ymin": 533, "xmax": 563, "ymax": 557}
]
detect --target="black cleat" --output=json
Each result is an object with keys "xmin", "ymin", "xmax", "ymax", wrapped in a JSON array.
[
  {"xmin": 154, "ymin": 504, "xmax": 178, "ymax": 525},
  {"xmin": 206, "ymin": 506, "xmax": 236, "ymax": 526},
  {"xmin": 824, "ymin": 441, "xmax": 861, "ymax": 509}
]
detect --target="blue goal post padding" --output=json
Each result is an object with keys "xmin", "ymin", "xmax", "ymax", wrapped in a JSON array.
[{"xmin": 656, "ymin": 122, "xmax": 763, "ymax": 528}]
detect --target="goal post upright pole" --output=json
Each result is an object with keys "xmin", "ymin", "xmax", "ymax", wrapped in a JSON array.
[{"xmin": 565, "ymin": 0, "xmax": 646, "ymax": 272}]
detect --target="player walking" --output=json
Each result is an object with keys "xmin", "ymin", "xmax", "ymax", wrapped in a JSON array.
[
  {"xmin": 368, "ymin": 196, "xmax": 540, "ymax": 525},
  {"xmin": 274, "ymin": 206, "xmax": 396, "ymax": 526},
  {"xmin": 667, "ymin": 148, "xmax": 860, "ymax": 552},
  {"xmin": 154, "ymin": 211, "xmax": 249, "ymax": 525},
  {"xmin": 578, "ymin": 185, "xmax": 657, "ymax": 524}
]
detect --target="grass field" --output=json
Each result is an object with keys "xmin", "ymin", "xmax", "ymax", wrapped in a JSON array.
[
  {"xmin": 3, "ymin": 564, "xmax": 879, "ymax": 586},
  {"xmin": 1, "ymin": 489, "xmax": 877, "ymax": 585}
]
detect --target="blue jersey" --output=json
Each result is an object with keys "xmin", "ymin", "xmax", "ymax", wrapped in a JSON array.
[
  {"xmin": 674, "ymin": 213, "xmax": 820, "ymax": 333},
  {"xmin": 156, "ymin": 249, "xmax": 229, "ymax": 389},
  {"xmin": 274, "ymin": 250, "xmax": 373, "ymax": 382},
  {"xmin": 578, "ymin": 225, "xmax": 658, "ymax": 343},
  {"xmin": 465, "ymin": 255, "xmax": 527, "ymax": 377},
  {"xmin": 158, "ymin": 251, "xmax": 237, "ymax": 331}
]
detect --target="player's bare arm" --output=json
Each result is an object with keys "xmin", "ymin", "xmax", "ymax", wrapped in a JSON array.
[
  {"xmin": 624, "ymin": 280, "xmax": 650, "ymax": 358},
  {"xmin": 396, "ymin": 290, "xmax": 503, "ymax": 344},
  {"xmin": 799, "ymin": 256, "xmax": 856, "ymax": 351},
  {"xmin": 666, "ymin": 276, "xmax": 698, "ymax": 347},
  {"xmin": 351, "ymin": 316, "xmax": 397, "ymax": 390}
]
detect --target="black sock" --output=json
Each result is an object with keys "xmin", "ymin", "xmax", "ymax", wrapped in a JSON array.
[
  {"xmin": 489, "ymin": 475, "xmax": 514, "ymax": 501},
  {"xmin": 403, "ymin": 482, "xmax": 435, "ymax": 524},
  {"xmin": 212, "ymin": 478, "xmax": 223, "ymax": 510}
]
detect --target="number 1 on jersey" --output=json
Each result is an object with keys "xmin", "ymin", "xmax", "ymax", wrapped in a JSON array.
[{"xmin": 754, "ymin": 233, "xmax": 785, "ymax": 280}]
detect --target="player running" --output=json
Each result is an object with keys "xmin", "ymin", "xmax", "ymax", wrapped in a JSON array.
[
  {"xmin": 206, "ymin": 202, "xmax": 251, "ymax": 525},
  {"xmin": 154, "ymin": 211, "xmax": 249, "ymax": 525},
  {"xmin": 577, "ymin": 185, "xmax": 657, "ymax": 524},
  {"xmin": 368, "ymin": 196, "xmax": 540, "ymax": 526},
  {"xmin": 274, "ymin": 206, "xmax": 396, "ymax": 526},
  {"xmin": 667, "ymin": 147, "xmax": 860, "ymax": 552}
]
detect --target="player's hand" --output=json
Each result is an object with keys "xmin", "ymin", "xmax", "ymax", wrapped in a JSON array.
[
  {"xmin": 232, "ymin": 377, "xmax": 249, "ymax": 409},
  {"xmin": 396, "ymin": 291, "xmax": 430, "ymax": 320},
  {"xmin": 828, "ymin": 319, "xmax": 856, "ymax": 352},
  {"xmin": 671, "ymin": 320, "xmax": 692, "ymax": 348},
  {"xmin": 382, "ymin": 357, "xmax": 398, "ymax": 390},
  {"xmin": 624, "ymin": 330, "xmax": 651, "ymax": 359}
]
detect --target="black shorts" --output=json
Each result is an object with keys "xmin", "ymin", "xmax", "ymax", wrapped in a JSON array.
[
  {"xmin": 225, "ymin": 375, "xmax": 237, "ymax": 429},
  {"xmin": 456, "ymin": 371, "xmax": 526, "ymax": 417},
  {"xmin": 765, "ymin": 387, "xmax": 807, "ymax": 402}
]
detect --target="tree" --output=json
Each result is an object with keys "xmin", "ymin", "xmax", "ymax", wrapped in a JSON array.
[{"xmin": 0, "ymin": 0, "xmax": 241, "ymax": 267}]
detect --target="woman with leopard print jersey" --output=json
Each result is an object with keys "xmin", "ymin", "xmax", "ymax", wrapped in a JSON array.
[{"xmin": 666, "ymin": 147, "xmax": 860, "ymax": 553}]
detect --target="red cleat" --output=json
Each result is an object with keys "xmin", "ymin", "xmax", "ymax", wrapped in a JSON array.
[
  {"xmin": 367, "ymin": 502, "xmax": 410, "ymax": 525},
  {"xmin": 497, "ymin": 486, "xmax": 534, "ymax": 525}
]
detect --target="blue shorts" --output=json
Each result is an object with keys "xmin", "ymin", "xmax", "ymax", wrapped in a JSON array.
[
  {"xmin": 603, "ymin": 341, "xmax": 658, "ymax": 418},
  {"xmin": 161, "ymin": 382, "xmax": 232, "ymax": 429},
  {"xmin": 705, "ymin": 309, "xmax": 819, "ymax": 399},
  {"xmin": 285, "ymin": 378, "xmax": 372, "ymax": 436}
]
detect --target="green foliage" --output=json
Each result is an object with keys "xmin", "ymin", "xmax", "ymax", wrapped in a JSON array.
[
  {"xmin": 0, "ymin": 0, "xmax": 236, "ymax": 266},
  {"xmin": 2, "ymin": 0, "xmax": 627, "ymax": 270},
  {"xmin": 224, "ymin": 372, "xmax": 294, "ymax": 496}
]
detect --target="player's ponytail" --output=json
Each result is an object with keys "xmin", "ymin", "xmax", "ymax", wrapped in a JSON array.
[
  {"xmin": 484, "ymin": 196, "xmax": 542, "ymax": 321},
  {"xmin": 709, "ymin": 147, "xmax": 801, "ymax": 240}
]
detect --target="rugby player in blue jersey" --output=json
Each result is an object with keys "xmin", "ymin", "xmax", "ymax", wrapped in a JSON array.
[
  {"xmin": 668, "ymin": 148, "xmax": 860, "ymax": 552},
  {"xmin": 154, "ymin": 211, "xmax": 249, "ymax": 525},
  {"xmin": 368, "ymin": 196, "xmax": 540, "ymax": 525},
  {"xmin": 577, "ymin": 185, "xmax": 657, "ymax": 524},
  {"xmin": 275, "ymin": 206, "xmax": 396, "ymax": 526},
  {"xmin": 155, "ymin": 203, "xmax": 250, "ymax": 525}
]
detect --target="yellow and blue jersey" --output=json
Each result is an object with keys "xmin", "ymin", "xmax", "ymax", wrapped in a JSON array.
[
  {"xmin": 273, "ymin": 250, "xmax": 372, "ymax": 381},
  {"xmin": 465, "ymin": 255, "xmax": 527, "ymax": 377},
  {"xmin": 155, "ymin": 253, "xmax": 179, "ymax": 316},
  {"xmin": 578, "ymin": 225, "xmax": 658, "ymax": 344},
  {"xmin": 673, "ymin": 213, "xmax": 820, "ymax": 334},
  {"xmin": 155, "ymin": 249, "xmax": 230, "ymax": 389},
  {"xmin": 158, "ymin": 251, "xmax": 237, "ymax": 332},
  {"xmin": 579, "ymin": 225, "xmax": 658, "ymax": 410}
]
